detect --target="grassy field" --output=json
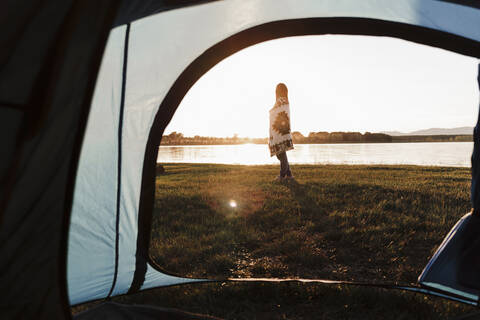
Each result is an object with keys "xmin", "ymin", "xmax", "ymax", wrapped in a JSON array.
[{"xmin": 74, "ymin": 163, "xmax": 479, "ymax": 319}]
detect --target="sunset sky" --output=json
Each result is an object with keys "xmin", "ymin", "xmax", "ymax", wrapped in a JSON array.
[{"xmin": 165, "ymin": 35, "xmax": 479, "ymax": 138}]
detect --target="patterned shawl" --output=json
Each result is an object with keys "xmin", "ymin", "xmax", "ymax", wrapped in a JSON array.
[{"xmin": 269, "ymin": 97, "xmax": 293, "ymax": 157}]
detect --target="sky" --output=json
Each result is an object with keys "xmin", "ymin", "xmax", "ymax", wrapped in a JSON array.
[{"xmin": 165, "ymin": 35, "xmax": 479, "ymax": 138}]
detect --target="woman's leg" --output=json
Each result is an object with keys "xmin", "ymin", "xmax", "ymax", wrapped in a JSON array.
[
  {"xmin": 275, "ymin": 152, "xmax": 285, "ymax": 177},
  {"xmin": 276, "ymin": 152, "xmax": 292, "ymax": 178},
  {"xmin": 283, "ymin": 152, "xmax": 292, "ymax": 177}
]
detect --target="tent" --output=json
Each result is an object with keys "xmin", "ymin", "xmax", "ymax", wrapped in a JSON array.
[{"xmin": 1, "ymin": 0, "xmax": 480, "ymax": 318}]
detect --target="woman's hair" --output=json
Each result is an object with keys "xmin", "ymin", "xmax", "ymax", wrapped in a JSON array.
[{"xmin": 275, "ymin": 83, "xmax": 288, "ymax": 100}]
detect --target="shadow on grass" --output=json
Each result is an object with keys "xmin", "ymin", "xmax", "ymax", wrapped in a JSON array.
[
  {"xmin": 284, "ymin": 179, "xmax": 470, "ymax": 283},
  {"xmin": 153, "ymin": 162, "xmax": 471, "ymax": 282},
  {"xmin": 152, "ymin": 175, "xmax": 469, "ymax": 285}
]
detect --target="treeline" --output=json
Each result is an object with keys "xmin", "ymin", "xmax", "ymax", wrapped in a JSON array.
[
  {"xmin": 292, "ymin": 131, "xmax": 391, "ymax": 143},
  {"xmin": 292, "ymin": 132, "xmax": 472, "ymax": 143},
  {"xmin": 391, "ymin": 134, "xmax": 472, "ymax": 143},
  {"xmin": 161, "ymin": 132, "xmax": 267, "ymax": 145},
  {"xmin": 160, "ymin": 131, "xmax": 472, "ymax": 145}
]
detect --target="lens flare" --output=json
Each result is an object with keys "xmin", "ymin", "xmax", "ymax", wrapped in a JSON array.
[{"xmin": 229, "ymin": 200, "xmax": 237, "ymax": 208}]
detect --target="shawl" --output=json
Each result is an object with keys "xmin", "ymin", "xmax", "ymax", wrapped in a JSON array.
[{"xmin": 269, "ymin": 97, "xmax": 293, "ymax": 157}]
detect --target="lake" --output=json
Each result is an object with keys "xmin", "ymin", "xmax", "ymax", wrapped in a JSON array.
[{"xmin": 157, "ymin": 142, "xmax": 474, "ymax": 167}]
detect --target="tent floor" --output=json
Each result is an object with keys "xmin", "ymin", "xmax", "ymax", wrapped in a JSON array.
[{"xmin": 73, "ymin": 301, "xmax": 221, "ymax": 320}]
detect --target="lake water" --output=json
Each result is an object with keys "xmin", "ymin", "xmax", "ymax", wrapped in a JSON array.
[{"xmin": 157, "ymin": 142, "xmax": 474, "ymax": 167}]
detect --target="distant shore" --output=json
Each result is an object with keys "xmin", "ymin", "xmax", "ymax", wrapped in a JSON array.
[{"xmin": 160, "ymin": 132, "xmax": 472, "ymax": 146}]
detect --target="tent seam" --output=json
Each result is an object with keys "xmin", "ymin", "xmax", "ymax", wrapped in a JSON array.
[{"xmin": 106, "ymin": 22, "xmax": 130, "ymax": 299}]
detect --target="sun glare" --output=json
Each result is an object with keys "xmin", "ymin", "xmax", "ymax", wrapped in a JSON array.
[{"xmin": 229, "ymin": 200, "xmax": 237, "ymax": 208}]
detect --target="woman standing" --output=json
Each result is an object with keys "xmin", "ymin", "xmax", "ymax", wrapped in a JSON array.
[{"xmin": 269, "ymin": 83, "xmax": 294, "ymax": 181}]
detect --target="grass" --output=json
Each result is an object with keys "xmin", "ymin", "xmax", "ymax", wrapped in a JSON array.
[
  {"xmin": 73, "ymin": 163, "xmax": 478, "ymax": 319},
  {"xmin": 151, "ymin": 164, "xmax": 470, "ymax": 283}
]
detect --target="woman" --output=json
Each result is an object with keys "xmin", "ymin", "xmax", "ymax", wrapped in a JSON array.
[{"xmin": 269, "ymin": 83, "xmax": 294, "ymax": 181}]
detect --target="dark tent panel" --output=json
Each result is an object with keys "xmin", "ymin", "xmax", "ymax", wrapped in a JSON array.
[
  {"xmin": 0, "ymin": 1, "xmax": 119, "ymax": 319},
  {"xmin": 113, "ymin": 0, "xmax": 221, "ymax": 28},
  {"xmin": 471, "ymin": 64, "xmax": 480, "ymax": 210}
]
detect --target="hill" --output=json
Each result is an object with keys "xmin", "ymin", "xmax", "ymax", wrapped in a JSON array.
[{"xmin": 383, "ymin": 126, "xmax": 473, "ymax": 136}]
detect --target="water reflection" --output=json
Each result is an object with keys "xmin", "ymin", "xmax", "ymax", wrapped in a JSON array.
[{"xmin": 158, "ymin": 142, "xmax": 473, "ymax": 167}]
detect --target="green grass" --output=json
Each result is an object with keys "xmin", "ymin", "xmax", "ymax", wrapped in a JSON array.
[
  {"xmin": 151, "ymin": 164, "xmax": 471, "ymax": 284},
  {"xmin": 73, "ymin": 164, "xmax": 478, "ymax": 319}
]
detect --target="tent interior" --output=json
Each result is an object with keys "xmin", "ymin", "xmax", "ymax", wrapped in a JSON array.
[{"xmin": 1, "ymin": 1, "xmax": 480, "ymax": 319}]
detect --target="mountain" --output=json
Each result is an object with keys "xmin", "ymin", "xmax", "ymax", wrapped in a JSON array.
[
  {"xmin": 382, "ymin": 126, "xmax": 473, "ymax": 136},
  {"xmin": 381, "ymin": 130, "xmax": 404, "ymax": 136}
]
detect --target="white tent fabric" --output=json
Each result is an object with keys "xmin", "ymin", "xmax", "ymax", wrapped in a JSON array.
[
  {"xmin": 67, "ymin": 0, "xmax": 480, "ymax": 305},
  {"xmin": 68, "ymin": 26, "xmax": 126, "ymax": 303}
]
